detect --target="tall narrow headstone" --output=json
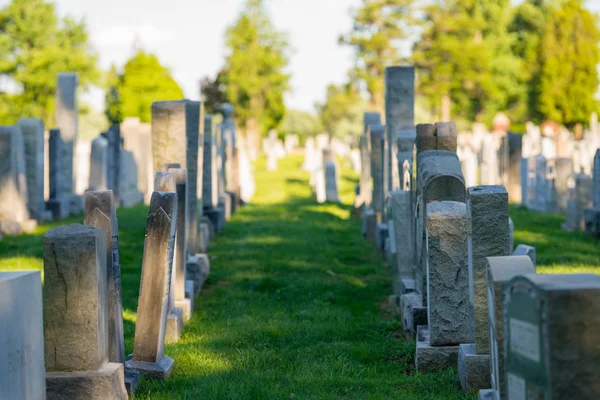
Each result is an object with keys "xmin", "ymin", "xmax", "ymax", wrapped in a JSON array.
[
  {"xmin": 126, "ymin": 192, "xmax": 177, "ymax": 379},
  {"xmin": 503, "ymin": 274, "xmax": 600, "ymax": 399},
  {"xmin": 369, "ymin": 124, "xmax": 386, "ymax": 221},
  {"xmin": 44, "ymin": 224, "xmax": 128, "ymax": 399},
  {"xmin": 55, "ymin": 73, "xmax": 78, "ymax": 194},
  {"xmin": 0, "ymin": 125, "xmax": 30, "ymax": 233},
  {"xmin": 203, "ymin": 115, "xmax": 219, "ymax": 209},
  {"xmin": 359, "ymin": 134, "xmax": 372, "ymax": 208},
  {"xmin": 18, "ymin": 118, "xmax": 45, "ymax": 221},
  {"xmin": 385, "ymin": 66, "xmax": 415, "ymax": 192},
  {"xmin": 106, "ymin": 125, "xmax": 121, "ymax": 202},
  {"xmin": 152, "ymin": 100, "xmax": 202, "ymax": 254},
  {"xmin": 89, "ymin": 135, "xmax": 109, "ymax": 191},
  {"xmin": 0, "ymin": 271, "xmax": 45, "ymax": 400}
]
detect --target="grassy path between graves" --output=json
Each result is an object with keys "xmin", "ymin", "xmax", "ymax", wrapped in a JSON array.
[{"xmin": 1, "ymin": 155, "xmax": 599, "ymax": 399}]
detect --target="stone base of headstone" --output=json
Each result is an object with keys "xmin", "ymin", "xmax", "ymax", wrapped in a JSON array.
[
  {"xmin": 204, "ymin": 207, "xmax": 224, "ymax": 234},
  {"xmin": 364, "ymin": 209, "xmax": 377, "ymax": 241},
  {"xmin": 401, "ymin": 293, "xmax": 427, "ymax": 338},
  {"xmin": 415, "ymin": 326, "xmax": 459, "ymax": 373},
  {"xmin": 176, "ymin": 298, "xmax": 192, "ymax": 323},
  {"xmin": 165, "ymin": 308, "xmax": 183, "ymax": 343},
  {"xmin": 125, "ymin": 355, "xmax": 174, "ymax": 380},
  {"xmin": 394, "ymin": 278, "xmax": 415, "ymax": 296},
  {"xmin": 375, "ymin": 223, "xmax": 388, "ymax": 252},
  {"xmin": 46, "ymin": 362, "xmax": 128, "ymax": 400},
  {"xmin": 198, "ymin": 222, "xmax": 211, "ymax": 252},
  {"xmin": 584, "ymin": 208, "xmax": 600, "ymax": 237},
  {"xmin": 124, "ymin": 368, "xmax": 140, "ymax": 398},
  {"xmin": 477, "ymin": 389, "xmax": 497, "ymax": 400},
  {"xmin": 457, "ymin": 343, "xmax": 490, "ymax": 393},
  {"xmin": 119, "ymin": 191, "xmax": 144, "ymax": 208}
]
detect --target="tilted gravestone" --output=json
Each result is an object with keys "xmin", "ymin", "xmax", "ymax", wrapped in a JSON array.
[
  {"xmin": 84, "ymin": 191, "xmax": 140, "ymax": 394},
  {"xmin": 478, "ymin": 256, "xmax": 535, "ymax": 400},
  {"xmin": 18, "ymin": 118, "xmax": 46, "ymax": 222},
  {"xmin": 152, "ymin": 100, "xmax": 202, "ymax": 253},
  {"xmin": 126, "ymin": 191, "xmax": 177, "ymax": 379},
  {"xmin": 0, "ymin": 271, "xmax": 45, "ymax": 400},
  {"xmin": 459, "ymin": 186, "xmax": 510, "ymax": 393},
  {"xmin": 503, "ymin": 274, "xmax": 600, "ymax": 399},
  {"xmin": 416, "ymin": 201, "xmax": 472, "ymax": 372},
  {"xmin": 44, "ymin": 224, "xmax": 128, "ymax": 399}
]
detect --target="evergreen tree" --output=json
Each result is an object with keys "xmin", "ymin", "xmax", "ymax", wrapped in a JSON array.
[
  {"xmin": 222, "ymin": 0, "xmax": 290, "ymax": 150},
  {"xmin": 316, "ymin": 83, "xmax": 365, "ymax": 139},
  {"xmin": 0, "ymin": 0, "xmax": 98, "ymax": 124},
  {"xmin": 113, "ymin": 50, "xmax": 184, "ymax": 123},
  {"xmin": 104, "ymin": 65, "xmax": 123, "ymax": 125},
  {"xmin": 537, "ymin": 0, "xmax": 599, "ymax": 126},
  {"xmin": 340, "ymin": 0, "xmax": 418, "ymax": 114},
  {"xmin": 200, "ymin": 68, "xmax": 229, "ymax": 115}
]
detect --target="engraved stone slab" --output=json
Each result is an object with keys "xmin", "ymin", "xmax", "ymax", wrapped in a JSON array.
[
  {"xmin": 56, "ymin": 73, "xmax": 78, "ymax": 194},
  {"xmin": 18, "ymin": 118, "xmax": 45, "ymax": 221}
]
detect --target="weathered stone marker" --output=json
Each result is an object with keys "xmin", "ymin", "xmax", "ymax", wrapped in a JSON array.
[
  {"xmin": 584, "ymin": 149, "xmax": 600, "ymax": 236},
  {"xmin": 152, "ymin": 100, "xmax": 202, "ymax": 253},
  {"xmin": 0, "ymin": 271, "xmax": 45, "ymax": 400},
  {"xmin": 416, "ymin": 201, "xmax": 472, "ymax": 372},
  {"xmin": 459, "ymin": 186, "xmax": 510, "ymax": 393},
  {"xmin": 203, "ymin": 114, "xmax": 224, "ymax": 232},
  {"xmin": 369, "ymin": 124, "xmax": 386, "ymax": 222},
  {"xmin": 55, "ymin": 73, "xmax": 78, "ymax": 195},
  {"xmin": 84, "ymin": 190, "xmax": 139, "ymax": 394},
  {"xmin": 503, "ymin": 273, "xmax": 600, "ymax": 399},
  {"xmin": 389, "ymin": 190, "xmax": 413, "ymax": 295},
  {"xmin": 44, "ymin": 224, "xmax": 128, "ymax": 399},
  {"xmin": 0, "ymin": 125, "xmax": 30, "ymax": 234},
  {"xmin": 18, "ymin": 118, "xmax": 46, "ymax": 221},
  {"xmin": 479, "ymin": 256, "xmax": 535, "ymax": 400},
  {"xmin": 126, "ymin": 191, "xmax": 177, "ymax": 379}
]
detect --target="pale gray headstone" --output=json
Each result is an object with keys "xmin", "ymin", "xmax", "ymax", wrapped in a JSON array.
[
  {"xmin": 55, "ymin": 72, "xmax": 78, "ymax": 194},
  {"xmin": 18, "ymin": 118, "xmax": 45, "ymax": 221},
  {"xmin": 0, "ymin": 125, "xmax": 30, "ymax": 226},
  {"xmin": 89, "ymin": 135, "xmax": 108, "ymax": 191}
]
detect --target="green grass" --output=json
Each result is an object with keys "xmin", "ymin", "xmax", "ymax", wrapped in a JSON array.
[{"xmin": 1, "ymin": 154, "xmax": 598, "ymax": 399}]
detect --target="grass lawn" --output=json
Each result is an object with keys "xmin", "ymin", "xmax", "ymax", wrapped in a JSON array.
[{"xmin": 1, "ymin": 154, "xmax": 598, "ymax": 399}]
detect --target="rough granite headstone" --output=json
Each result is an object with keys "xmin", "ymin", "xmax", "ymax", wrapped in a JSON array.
[
  {"xmin": 0, "ymin": 271, "xmax": 45, "ymax": 400},
  {"xmin": 126, "ymin": 192, "xmax": 177, "ymax": 379},
  {"xmin": 55, "ymin": 73, "xmax": 78, "ymax": 195},
  {"xmin": 89, "ymin": 135, "xmax": 109, "ymax": 191},
  {"xmin": 44, "ymin": 224, "xmax": 127, "ymax": 399},
  {"xmin": 18, "ymin": 118, "xmax": 45, "ymax": 221},
  {"xmin": 503, "ymin": 273, "xmax": 600, "ymax": 399},
  {"xmin": 369, "ymin": 124, "xmax": 386, "ymax": 220},
  {"xmin": 0, "ymin": 125, "xmax": 30, "ymax": 232}
]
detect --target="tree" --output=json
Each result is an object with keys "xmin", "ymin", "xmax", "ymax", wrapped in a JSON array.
[
  {"xmin": 316, "ymin": 83, "xmax": 365, "ymax": 139},
  {"xmin": 0, "ymin": 0, "xmax": 98, "ymax": 124},
  {"xmin": 110, "ymin": 50, "xmax": 184, "ymax": 123},
  {"xmin": 200, "ymin": 68, "xmax": 229, "ymax": 115},
  {"xmin": 279, "ymin": 109, "xmax": 323, "ymax": 138},
  {"xmin": 339, "ymin": 0, "xmax": 418, "ymax": 114},
  {"xmin": 222, "ymin": 0, "xmax": 291, "ymax": 150},
  {"xmin": 537, "ymin": 0, "xmax": 599, "ymax": 127},
  {"xmin": 104, "ymin": 65, "xmax": 123, "ymax": 125},
  {"xmin": 413, "ymin": 0, "xmax": 521, "ymax": 123}
]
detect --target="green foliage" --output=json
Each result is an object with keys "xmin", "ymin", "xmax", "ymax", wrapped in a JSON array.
[
  {"xmin": 104, "ymin": 65, "xmax": 123, "ymax": 125},
  {"xmin": 0, "ymin": 0, "xmax": 98, "ymax": 124},
  {"xmin": 279, "ymin": 109, "xmax": 323, "ymax": 138},
  {"xmin": 108, "ymin": 51, "xmax": 184, "ymax": 123},
  {"xmin": 340, "ymin": 0, "xmax": 418, "ymax": 112},
  {"xmin": 222, "ymin": 0, "xmax": 290, "ymax": 135},
  {"xmin": 537, "ymin": 0, "xmax": 600, "ymax": 127},
  {"xmin": 200, "ymin": 68, "xmax": 229, "ymax": 115},
  {"xmin": 316, "ymin": 83, "xmax": 365, "ymax": 139},
  {"xmin": 413, "ymin": 0, "xmax": 521, "ymax": 123}
]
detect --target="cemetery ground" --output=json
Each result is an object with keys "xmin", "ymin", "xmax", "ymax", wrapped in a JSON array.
[{"xmin": 1, "ymin": 155, "xmax": 599, "ymax": 399}]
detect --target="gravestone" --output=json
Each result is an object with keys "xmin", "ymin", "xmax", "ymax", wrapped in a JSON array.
[
  {"xmin": 44, "ymin": 224, "xmax": 128, "ymax": 399},
  {"xmin": 0, "ymin": 271, "xmax": 45, "ymax": 400},
  {"xmin": 46, "ymin": 128, "xmax": 70, "ymax": 220},
  {"xmin": 119, "ymin": 150, "xmax": 144, "ymax": 207},
  {"xmin": 385, "ymin": 66, "xmax": 414, "ymax": 192},
  {"xmin": 416, "ymin": 201, "xmax": 471, "ymax": 372},
  {"xmin": 0, "ymin": 125, "xmax": 30, "ymax": 234},
  {"xmin": 154, "ymin": 172, "xmax": 183, "ymax": 343},
  {"xmin": 389, "ymin": 190, "xmax": 413, "ymax": 295},
  {"xmin": 369, "ymin": 124, "xmax": 386, "ymax": 221},
  {"xmin": 126, "ymin": 192, "xmax": 177, "ymax": 379},
  {"xmin": 459, "ymin": 186, "xmax": 509, "ymax": 393},
  {"xmin": 106, "ymin": 125, "xmax": 121, "ymax": 201},
  {"xmin": 203, "ymin": 115, "xmax": 224, "ymax": 231},
  {"xmin": 18, "ymin": 118, "xmax": 46, "ymax": 221},
  {"xmin": 152, "ymin": 100, "xmax": 202, "ymax": 254},
  {"xmin": 55, "ymin": 73, "xmax": 78, "ymax": 195},
  {"xmin": 121, "ymin": 117, "xmax": 153, "ymax": 203},
  {"xmin": 507, "ymin": 133, "xmax": 523, "ymax": 203},
  {"xmin": 503, "ymin": 273, "xmax": 600, "ymax": 399},
  {"xmin": 324, "ymin": 161, "xmax": 339, "ymax": 203},
  {"xmin": 564, "ymin": 173, "xmax": 593, "ymax": 231},
  {"xmin": 481, "ymin": 256, "xmax": 535, "ymax": 400},
  {"xmin": 512, "ymin": 244, "xmax": 536, "ymax": 266},
  {"xmin": 584, "ymin": 150, "xmax": 600, "ymax": 236},
  {"xmin": 89, "ymin": 135, "xmax": 108, "ymax": 191},
  {"xmin": 357, "ymin": 134, "xmax": 371, "ymax": 210},
  {"xmin": 434, "ymin": 121, "xmax": 458, "ymax": 153}
]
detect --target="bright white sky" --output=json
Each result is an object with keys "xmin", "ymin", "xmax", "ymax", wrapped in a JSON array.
[
  {"xmin": 47, "ymin": 0, "xmax": 363, "ymax": 112},
  {"xmin": 2, "ymin": 0, "xmax": 600, "ymax": 112}
]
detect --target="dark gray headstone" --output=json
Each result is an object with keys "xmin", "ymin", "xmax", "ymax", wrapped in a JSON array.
[{"xmin": 18, "ymin": 118, "xmax": 45, "ymax": 221}]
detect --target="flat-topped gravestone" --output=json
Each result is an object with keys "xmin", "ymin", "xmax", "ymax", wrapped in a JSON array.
[
  {"xmin": 359, "ymin": 134, "xmax": 372, "ymax": 208},
  {"xmin": 426, "ymin": 201, "xmax": 472, "ymax": 346},
  {"xmin": 152, "ymin": 100, "xmax": 202, "ymax": 254},
  {"xmin": 18, "ymin": 118, "xmax": 45, "ymax": 221},
  {"xmin": 484, "ymin": 256, "xmax": 535, "ymax": 400},
  {"xmin": 324, "ymin": 162, "xmax": 339, "ymax": 203},
  {"xmin": 416, "ymin": 124, "xmax": 437, "ymax": 154},
  {"xmin": 389, "ymin": 190, "xmax": 413, "ymax": 294},
  {"xmin": 369, "ymin": 124, "xmax": 386, "ymax": 220},
  {"xmin": 0, "ymin": 271, "xmax": 45, "ymax": 400},
  {"xmin": 504, "ymin": 273, "xmax": 600, "ymax": 400},
  {"xmin": 203, "ymin": 114, "xmax": 219, "ymax": 210},
  {"xmin": 106, "ymin": 125, "xmax": 121, "ymax": 201},
  {"xmin": 434, "ymin": 121, "xmax": 457, "ymax": 152},
  {"xmin": 126, "ymin": 191, "xmax": 177, "ymax": 379},
  {"xmin": 44, "ymin": 224, "xmax": 127, "ymax": 399},
  {"xmin": 0, "ymin": 125, "xmax": 30, "ymax": 232},
  {"xmin": 55, "ymin": 72, "xmax": 78, "ymax": 195}
]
